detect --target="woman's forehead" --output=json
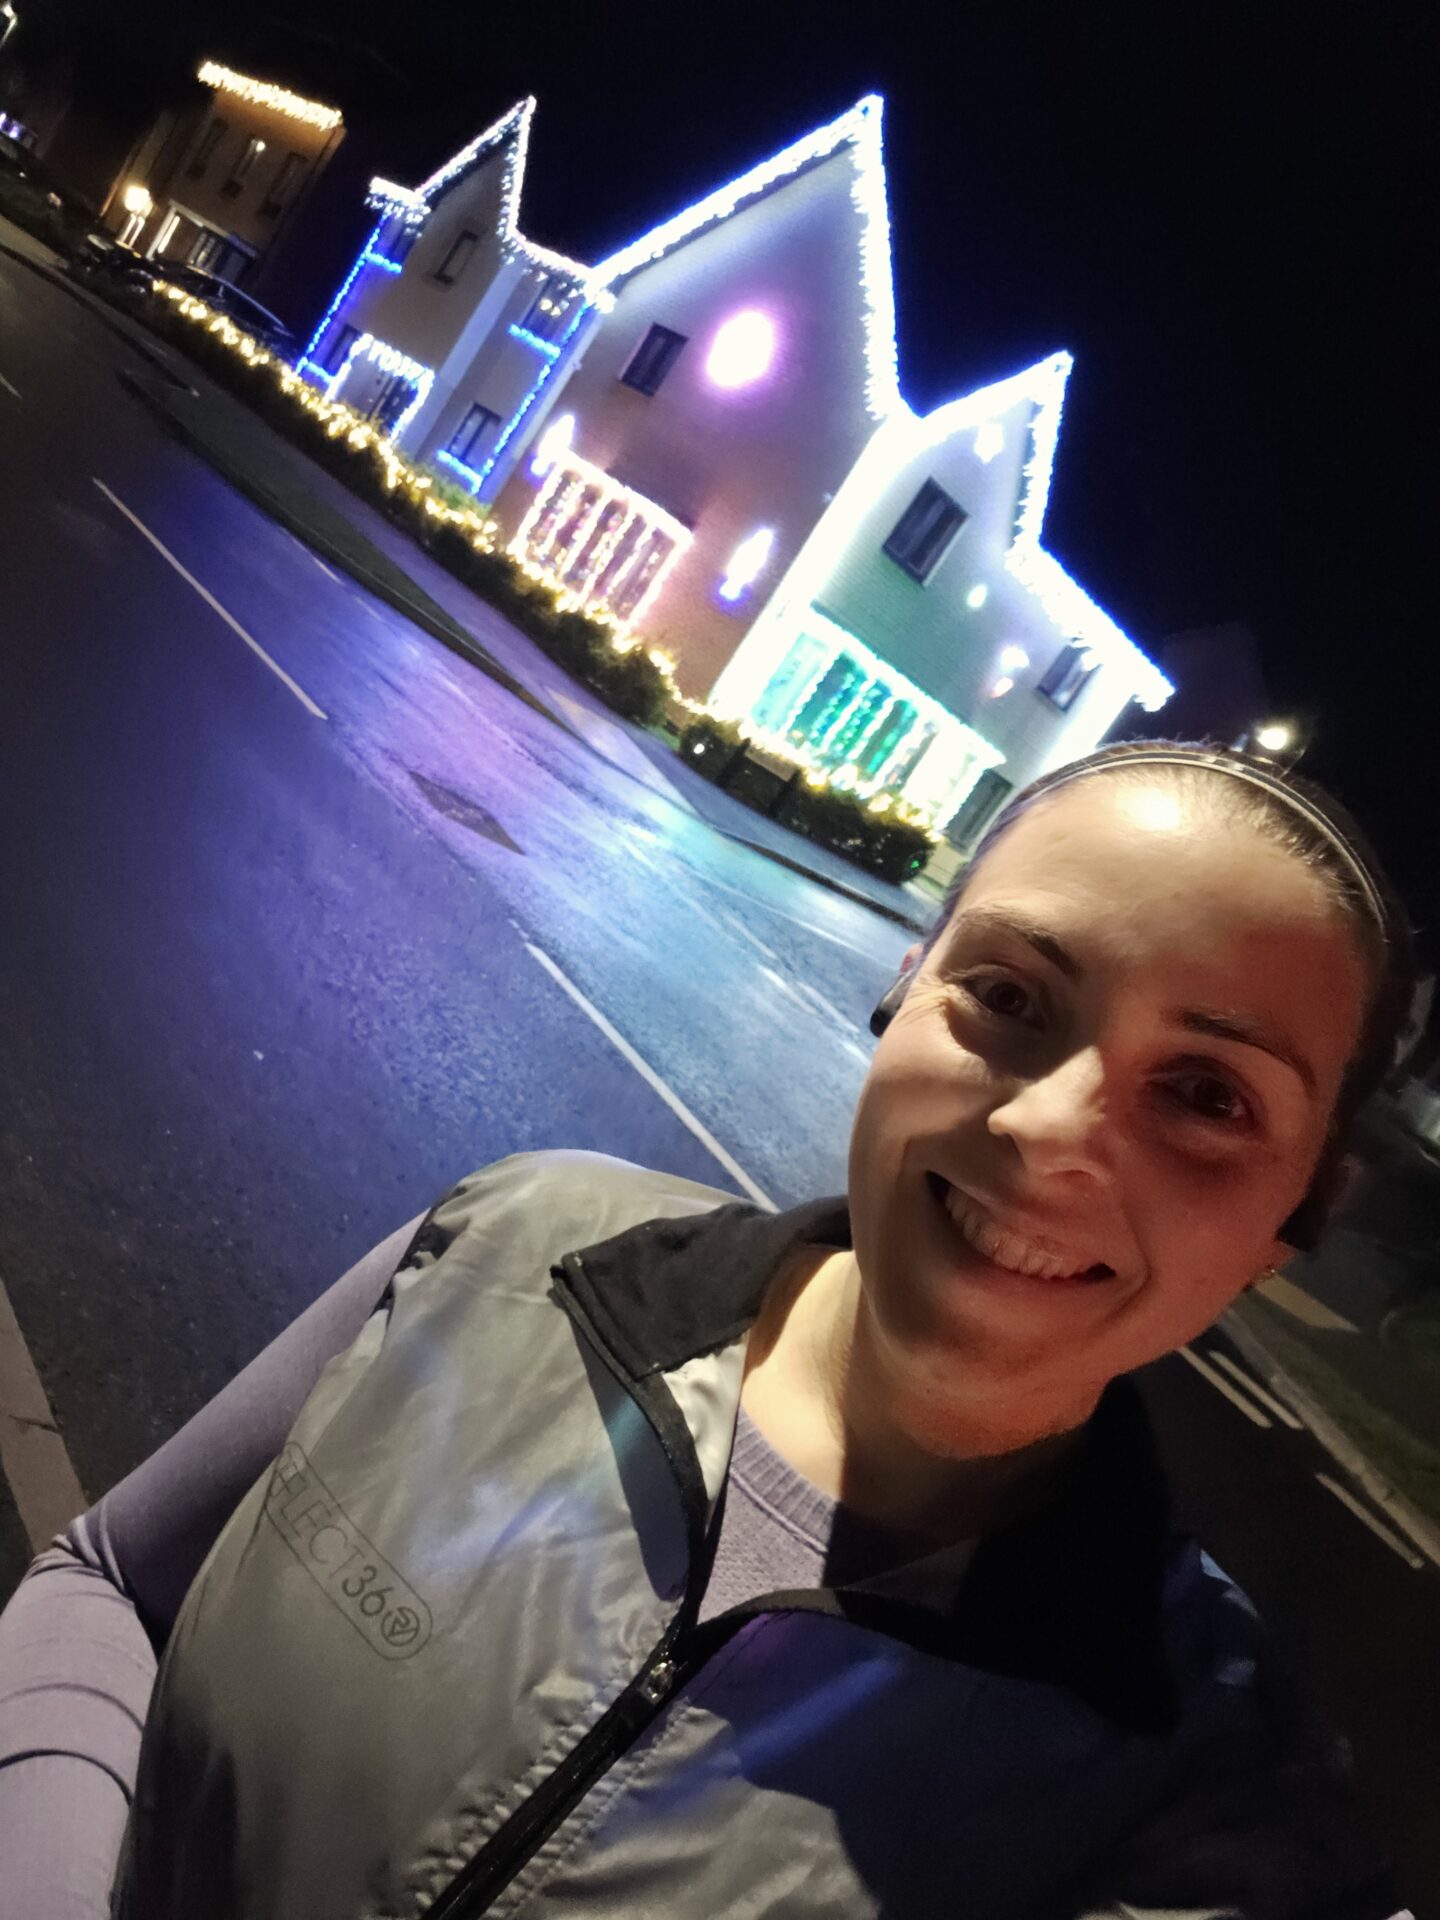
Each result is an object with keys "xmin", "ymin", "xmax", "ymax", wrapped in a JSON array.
[{"xmin": 949, "ymin": 779, "xmax": 1366, "ymax": 1061}]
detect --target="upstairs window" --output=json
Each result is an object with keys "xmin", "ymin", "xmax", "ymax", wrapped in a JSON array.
[
  {"xmin": 186, "ymin": 118, "xmax": 227, "ymax": 177},
  {"xmin": 519, "ymin": 275, "xmax": 570, "ymax": 342},
  {"xmin": 620, "ymin": 323, "xmax": 687, "ymax": 397},
  {"xmin": 375, "ymin": 215, "xmax": 418, "ymax": 265},
  {"xmin": 434, "ymin": 229, "xmax": 478, "ymax": 285},
  {"xmin": 446, "ymin": 403, "xmax": 501, "ymax": 466},
  {"xmin": 883, "ymin": 479, "xmax": 967, "ymax": 583},
  {"xmin": 261, "ymin": 151, "xmax": 307, "ymax": 216},
  {"xmin": 224, "ymin": 136, "xmax": 266, "ymax": 195},
  {"xmin": 1037, "ymin": 643, "xmax": 1098, "ymax": 711}
]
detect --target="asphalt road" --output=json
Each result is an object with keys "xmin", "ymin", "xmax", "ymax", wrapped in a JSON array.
[{"xmin": 2, "ymin": 250, "xmax": 1437, "ymax": 1911}]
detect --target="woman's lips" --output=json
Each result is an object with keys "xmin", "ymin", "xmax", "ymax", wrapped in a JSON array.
[{"xmin": 927, "ymin": 1174, "xmax": 1115, "ymax": 1286}]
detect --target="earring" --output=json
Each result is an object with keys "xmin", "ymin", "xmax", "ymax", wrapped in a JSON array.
[{"xmin": 1246, "ymin": 1265, "xmax": 1280, "ymax": 1291}]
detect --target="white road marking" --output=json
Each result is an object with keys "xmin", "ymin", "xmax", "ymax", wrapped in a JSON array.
[
  {"xmin": 0, "ymin": 1269, "xmax": 89, "ymax": 1550},
  {"xmin": 91, "ymin": 479, "xmax": 328, "ymax": 720},
  {"xmin": 791, "ymin": 976, "xmax": 860, "ymax": 1030},
  {"xmin": 1206, "ymin": 1348, "xmax": 1305, "ymax": 1428},
  {"xmin": 1178, "ymin": 1344, "xmax": 1272, "ymax": 1428},
  {"xmin": 721, "ymin": 911, "xmax": 780, "ymax": 963},
  {"xmin": 0, "ymin": 370, "xmax": 21, "ymax": 400},
  {"xmin": 694, "ymin": 865, "xmax": 898, "ymax": 963},
  {"xmin": 521, "ymin": 937, "xmax": 776, "ymax": 1211},
  {"xmin": 310, "ymin": 553, "xmax": 343, "ymax": 586},
  {"xmin": 1314, "ymin": 1472, "xmax": 1425, "ymax": 1570}
]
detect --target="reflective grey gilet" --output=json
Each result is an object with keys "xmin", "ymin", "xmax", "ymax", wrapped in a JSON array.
[{"xmin": 114, "ymin": 1152, "xmax": 1399, "ymax": 1920}]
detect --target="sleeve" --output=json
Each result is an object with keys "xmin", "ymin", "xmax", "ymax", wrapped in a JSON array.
[{"xmin": 0, "ymin": 1213, "xmax": 424, "ymax": 1920}]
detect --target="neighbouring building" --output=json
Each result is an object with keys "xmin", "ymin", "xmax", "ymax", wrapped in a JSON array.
[
  {"xmin": 102, "ymin": 61, "xmax": 346, "ymax": 309},
  {"xmin": 298, "ymin": 94, "xmax": 1173, "ymax": 844}
]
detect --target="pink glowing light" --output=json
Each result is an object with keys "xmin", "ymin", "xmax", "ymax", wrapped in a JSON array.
[{"xmin": 705, "ymin": 309, "xmax": 777, "ymax": 389}]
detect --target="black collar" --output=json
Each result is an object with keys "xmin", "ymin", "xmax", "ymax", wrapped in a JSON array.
[{"xmin": 563, "ymin": 1195, "xmax": 1179, "ymax": 1735}]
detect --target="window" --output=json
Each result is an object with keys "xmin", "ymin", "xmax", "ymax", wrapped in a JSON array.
[
  {"xmin": 369, "ymin": 373, "xmax": 414, "ymax": 431},
  {"xmin": 946, "ymin": 768, "xmax": 1012, "ymax": 849},
  {"xmin": 373, "ymin": 214, "xmax": 417, "ymax": 265},
  {"xmin": 186, "ymin": 118, "xmax": 227, "ymax": 177},
  {"xmin": 1037, "ymin": 643, "xmax": 1097, "ymax": 712},
  {"xmin": 883, "ymin": 479, "xmax": 967, "ymax": 582},
  {"xmin": 222, "ymin": 135, "xmax": 267, "ymax": 198},
  {"xmin": 261, "ymin": 152, "xmax": 307, "ymax": 216},
  {"xmin": 446, "ymin": 403, "xmax": 501, "ymax": 466},
  {"xmin": 620, "ymin": 324, "xmax": 687, "ymax": 396},
  {"xmin": 434, "ymin": 230, "xmax": 478, "ymax": 285},
  {"xmin": 519, "ymin": 275, "xmax": 570, "ymax": 342},
  {"xmin": 320, "ymin": 322, "xmax": 359, "ymax": 375}
]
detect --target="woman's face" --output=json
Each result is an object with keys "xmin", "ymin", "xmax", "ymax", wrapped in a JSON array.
[{"xmin": 847, "ymin": 776, "xmax": 1368, "ymax": 1442}]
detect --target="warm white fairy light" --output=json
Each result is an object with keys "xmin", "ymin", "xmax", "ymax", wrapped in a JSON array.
[{"xmin": 196, "ymin": 61, "xmax": 342, "ymax": 131}]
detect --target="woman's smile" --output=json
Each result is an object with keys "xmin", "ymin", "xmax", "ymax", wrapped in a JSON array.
[{"xmin": 926, "ymin": 1172, "xmax": 1119, "ymax": 1290}]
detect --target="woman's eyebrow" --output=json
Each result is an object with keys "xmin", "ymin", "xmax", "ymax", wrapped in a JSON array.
[
  {"xmin": 1177, "ymin": 1008, "xmax": 1318, "ymax": 1095},
  {"xmin": 950, "ymin": 908, "xmax": 1082, "ymax": 981}
]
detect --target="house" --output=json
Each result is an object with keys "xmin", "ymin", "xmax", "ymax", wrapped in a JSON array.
[
  {"xmin": 299, "ymin": 94, "xmax": 1172, "ymax": 843},
  {"xmin": 102, "ymin": 61, "xmax": 346, "ymax": 309}
]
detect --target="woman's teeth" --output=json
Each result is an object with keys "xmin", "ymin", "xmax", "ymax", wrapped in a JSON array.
[{"xmin": 942, "ymin": 1187, "xmax": 1107, "ymax": 1282}]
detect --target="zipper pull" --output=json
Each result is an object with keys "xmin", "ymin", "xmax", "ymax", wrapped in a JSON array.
[{"xmin": 636, "ymin": 1655, "xmax": 678, "ymax": 1706}]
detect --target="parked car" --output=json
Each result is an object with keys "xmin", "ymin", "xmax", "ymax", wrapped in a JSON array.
[
  {"xmin": 68, "ymin": 228, "xmax": 155, "ymax": 295},
  {"xmin": 0, "ymin": 135, "xmax": 109, "ymax": 259},
  {"xmin": 157, "ymin": 266, "xmax": 294, "ymax": 354}
]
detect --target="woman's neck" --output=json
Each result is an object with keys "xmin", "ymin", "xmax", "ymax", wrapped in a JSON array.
[{"xmin": 741, "ymin": 1246, "xmax": 1087, "ymax": 1543}]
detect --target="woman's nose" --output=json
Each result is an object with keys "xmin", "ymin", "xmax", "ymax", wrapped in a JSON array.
[{"xmin": 985, "ymin": 1046, "xmax": 1115, "ymax": 1182}]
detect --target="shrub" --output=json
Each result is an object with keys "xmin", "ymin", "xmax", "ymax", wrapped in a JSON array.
[
  {"xmin": 677, "ymin": 716, "xmax": 749, "ymax": 783},
  {"xmin": 586, "ymin": 645, "xmax": 671, "ymax": 727}
]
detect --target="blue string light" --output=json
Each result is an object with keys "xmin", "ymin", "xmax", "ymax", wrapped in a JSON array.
[
  {"xmin": 469, "ymin": 300, "xmax": 591, "ymax": 495},
  {"xmin": 507, "ymin": 323, "xmax": 561, "ymax": 360},
  {"xmin": 300, "ymin": 222, "xmax": 384, "ymax": 373}
]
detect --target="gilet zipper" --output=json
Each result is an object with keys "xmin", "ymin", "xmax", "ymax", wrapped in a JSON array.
[{"xmin": 421, "ymin": 1627, "xmax": 708, "ymax": 1919}]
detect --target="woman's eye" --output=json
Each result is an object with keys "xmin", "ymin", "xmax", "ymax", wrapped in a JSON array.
[
  {"xmin": 1162, "ymin": 1070, "xmax": 1252, "ymax": 1128},
  {"xmin": 963, "ymin": 973, "xmax": 1041, "ymax": 1025}
]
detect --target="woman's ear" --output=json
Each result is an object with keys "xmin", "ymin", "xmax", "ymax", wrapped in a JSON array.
[{"xmin": 869, "ymin": 943, "xmax": 926, "ymax": 1038}]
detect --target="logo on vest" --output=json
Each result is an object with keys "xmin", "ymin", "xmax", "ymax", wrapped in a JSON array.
[{"xmin": 265, "ymin": 1444, "xmax": 433, "ymax": 1660}]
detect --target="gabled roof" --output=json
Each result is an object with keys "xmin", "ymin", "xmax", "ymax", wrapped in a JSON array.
[
  {"xmin": 366, "ymin": 92, "xmax": 899, "ymax": 412},
  {"xmin": 899, "ymin": 354, "xmax": 1171, "ymax": 707},
  {"xmin": 357, "ymin": 96, "xmax": 1167, "ymax": 700},
  {"xmin": 367, "ymin": 97, "xmax": 596, "ymax": 288},
  {"xmin": 590, "ymin": 94, "xmax": 900, "ymax": 419}
]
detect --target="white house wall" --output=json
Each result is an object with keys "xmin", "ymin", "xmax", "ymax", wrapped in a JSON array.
[
  {"xmin": 493, "ymin": 147, "xmax": 880, "ymax": 697},
  {"xmin": 803, "ymin": 393, "xmax": 1120, "ymax": 778}
]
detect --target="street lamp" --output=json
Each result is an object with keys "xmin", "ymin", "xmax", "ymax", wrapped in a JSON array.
[
  {"xmin": 1, "ymin": 4, "xmax": 18, "ymax": 54},
  {"xmin": 1236, "ymin": 717, "xmax": 1306, "ymax": 767},
  {"xmin": 118, "ymin": 182, "xmax": 153, "ymax": 249},
  {"xmin": 1254, "ymin": 722, "xmax": 1293, "ymax": 754}
]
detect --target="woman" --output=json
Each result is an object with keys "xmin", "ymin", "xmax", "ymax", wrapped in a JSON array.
[{"xmin": 0, "ymin": 741, "xmax": 1418, "ymax": 1919}]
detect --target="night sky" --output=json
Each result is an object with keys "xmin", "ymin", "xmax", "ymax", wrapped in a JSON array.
[{"xmin": 16, "ymin": 1, "xmax": 1440, "ymax": 947}]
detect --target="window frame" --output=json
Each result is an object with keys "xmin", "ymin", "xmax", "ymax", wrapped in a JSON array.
[
  {"xmin": 882, "ymin": 478, "xmax": 968, "ymax": 584},
  {"xmin": 620, "ymin": 323, "xmax": 688, "ymax": 397},
  {"xmin": 433, "ymin": 229, "xmax": 479, "ymax": 286},
  {"xmin": 186, "ymin": 118, "xmax": 227, "ymax": 177},
  {"xmin": 261, "ymin": 151, "xmax": 307, "ymax": 216},
  {"xmin": 445, "ymin": 402, "xmax": 502, "ymax": 466},
  {"xmin": 1036, "ymin": 643, "xmax": 1097, "ymax": 712},
  {"xmin": 225, "ymin": 136, "xmax": 267, "ymax": 191},
  {"xmin": 320, "ymin": 322, "xmax": 360, "ymax": 375},
  {"xmin": 518, "ymin": 275, "xmax": 570, "ymax": 342}
]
